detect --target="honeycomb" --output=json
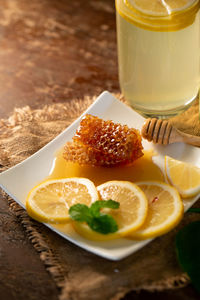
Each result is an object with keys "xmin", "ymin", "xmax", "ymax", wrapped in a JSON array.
[{"xmin": 63, "ymin": 114, "xmax": 143, "ymax": 167}]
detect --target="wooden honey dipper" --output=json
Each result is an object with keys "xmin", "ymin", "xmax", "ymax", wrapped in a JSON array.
[{"xmin": 141, "ymin": 118, "xmax": 200, "ymax": 146}]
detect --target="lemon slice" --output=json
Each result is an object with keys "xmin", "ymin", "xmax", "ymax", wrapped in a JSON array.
[
  {"xmin": 97, "ymin": 181, "xmax": 148, "ymax": 235},
  {"xmin": 165, "ymin": 156, "xmax": 200, "ymax": 198},
  {"xmin": 72, "ymin": 180, "xmax": 148, "ymax": 241},
  {"xmin": 116, "ymin": 0, "xmax": 200, "ymax": 31},
  {"xmin": 129, "ymin": 181, "xmax": 184, "ymax": 240},
  {"xmin": 130, "ymin": 0, "xmax": 197, "ymax": 16},
  {"xmin": 26, "ymin": 178, "xmax": 98, "ymax": 224}
]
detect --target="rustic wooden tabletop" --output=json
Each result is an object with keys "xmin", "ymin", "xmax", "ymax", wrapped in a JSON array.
[{"xmin": 0, "ymin": 0, "xmax": 199, "ymax": 299}]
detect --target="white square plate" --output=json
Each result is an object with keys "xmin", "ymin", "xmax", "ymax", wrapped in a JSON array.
[{"xmin": 0, "ymin": 91, "xmax": 200, "ymax": 260}]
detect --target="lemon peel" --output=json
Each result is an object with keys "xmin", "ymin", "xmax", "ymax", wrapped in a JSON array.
[
  {"xmin": 165, "ymin": 156, "xmax": 200, "ymax": 198},
  {"xmin": 26, "ymin": 178, "xmax": 98, "ymax": 224},
  {"xmin": 129, "ymin": 181, "xmax": 184, "ymax": 240}
]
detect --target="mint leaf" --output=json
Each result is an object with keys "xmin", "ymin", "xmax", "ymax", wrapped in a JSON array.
[
  {"xmin": 90, "ymin": 199, "xmax": 120, "ymax": 217},
  {"xmin": 88, "ymin": 214, "xmax": 118, "ymax": 234},
  {"xmin": 176, "ymin": 221, "xmax": 200, "ymax": 293},
  {"xmin": 187, "ymin": 208, "xmax": 200, "ymax": 213},
  {"xmin": 69, "ymin": 204, "xmax": 91, "ymax": 223},
  {"xmin": 69, "ymin": 200, "xmax": 120, "ymax": 235}
]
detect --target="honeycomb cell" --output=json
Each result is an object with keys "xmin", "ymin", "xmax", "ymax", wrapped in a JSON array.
[{"xmin": 63, "ymin": 114, "xmax": 143, "ymax": 167}]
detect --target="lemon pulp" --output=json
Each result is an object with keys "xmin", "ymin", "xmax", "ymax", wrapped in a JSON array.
[
  {"xmin": 129, "ymin": 181, "xmax": 184, "ymax": 239},
  {"xmin": 165, "ymin": 156, "xmax": 200, "ymax": 198},
  {"xmin": 128, "ymin": 0, "xmax": 198, "ymax": 15},
  {"xmin": 26, "ymin": 178, "xmax": 98, "ymax": 224},
  {"xmin": 72, "ymin": 180, "xmax": 149, "ymax": 241}
]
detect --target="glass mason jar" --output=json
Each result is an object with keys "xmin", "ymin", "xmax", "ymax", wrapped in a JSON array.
[{"xmin": 116, "ymin": 0, "xmax": 200, "ymax": 118}]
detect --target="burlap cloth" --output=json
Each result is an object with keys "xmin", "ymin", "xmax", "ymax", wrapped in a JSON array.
[{"xmin": 1, "ymin": 94, "xmax": 200, "ymax": 300}]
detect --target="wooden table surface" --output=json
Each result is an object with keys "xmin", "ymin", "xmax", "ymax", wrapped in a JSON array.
[{"xmin": 0, "ymin": 1, "xmax": 199, "ymax": 299}]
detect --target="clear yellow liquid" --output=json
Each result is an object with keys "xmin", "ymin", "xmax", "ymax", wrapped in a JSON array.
[{"xmin": 116, "ymin": 10, "xmax": 200, "ymax": 117}]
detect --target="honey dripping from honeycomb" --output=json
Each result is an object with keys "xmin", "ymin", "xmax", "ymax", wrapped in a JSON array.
[{"xmin": 63, "ymin": 114, "xmax": 144, "ymax": 167}]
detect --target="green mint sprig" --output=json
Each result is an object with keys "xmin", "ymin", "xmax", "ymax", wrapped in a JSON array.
[
  {"xmin": 176, "ymin": 208, "xmax": 200, "ymax": 294},
  {"xmin": 176, "ymin": 221, "xmax": 200, "ymax": 294},
  {"xmin": 69, "ymin": 200, "xmax": 120, "ymax": 234},
  {"xmin": 187, "ymin": 208, "xmax": 200, "ymax": 213}
]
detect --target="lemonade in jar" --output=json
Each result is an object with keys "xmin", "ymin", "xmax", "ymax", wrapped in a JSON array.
[{"xmin": 115, "ymin": 0, "xmax": 200, "ymax": 118}]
